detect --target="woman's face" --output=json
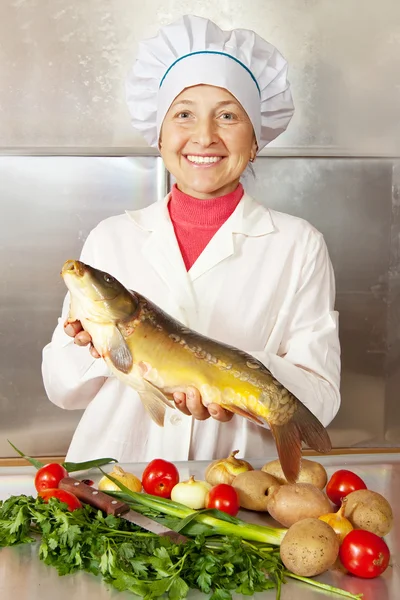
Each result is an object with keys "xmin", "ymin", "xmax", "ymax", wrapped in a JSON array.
[{"xmin": 159, "ymin": 85, "xmax": 257, "ymax": 199}]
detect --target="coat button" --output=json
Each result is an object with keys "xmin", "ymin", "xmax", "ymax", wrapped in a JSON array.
[{"xmin": 170, "ymin": 413, "xmax": 182, "ymax": 425}]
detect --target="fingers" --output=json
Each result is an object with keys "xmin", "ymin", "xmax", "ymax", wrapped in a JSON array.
[
  {"xmin": 89, "ymin": 344, "xmax": 101, "ymax": 359},
  {"xmin": 173, "ymin": 388, "xmax": 234, "ymax": 422},
  {"xmin": 185, "ymin": 386, "xmax": 210, "ymax": 420},
  {"xmin": 207, "ymin": 403, "xmax": 234, "ymax": 422},
  {"xmin": 174, "ymin": 387, "xmax": 208, "ymax": 419},
  {"xmin": 74, "ymin": 330, "xmax": 92, "ymax": 347},
  {"xmin": 64, "ymin": 320, "xmax": 101, "ymax": 359},
  {"xmin": 173, "ymin": 392, "xmax": 192, "ymax": 416},
  {"xmin": 64, "ymin": 320, "xmax": 83, "ymax": 337}
]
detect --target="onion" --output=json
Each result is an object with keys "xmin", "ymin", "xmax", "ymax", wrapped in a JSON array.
[
  {"xmin": 98, "ymin": 465, "xmax": 142, "ymax": 493},
  {"xmin": 319, "ymin": 498, "xmax": 353, "ymax": 544},
  {"xmin": 170, "ymin": 476, "xmax": 212, "ymax": 509},
  {"xmin": 205, "ymin": 450, "xmax": 254, "ymax": 486}
]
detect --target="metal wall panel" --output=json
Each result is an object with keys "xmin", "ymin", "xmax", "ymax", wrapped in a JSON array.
[
  {"xmin": 0, "ymin": 156, "xmax": 166, "ymax": 457},
  {"xmin": 1, "ymin": 155, "xmax": 399, "ymax": 457},
  {"xmin": 1, "ymin": 0, "xmax": 399, "ymax": 155},
  {"xmin": 246, "ymin": 157, "xmax": 396, "ymax": 448}
]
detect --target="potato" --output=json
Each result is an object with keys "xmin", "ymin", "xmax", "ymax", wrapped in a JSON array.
[
  {"xmin": 232, "ymin": 470, "xmax": 280, "ymax": 511},
  {"xmin": 343, "ymin": 489, "xmax": 393, "ymax": 536},
  {"xmin": 261, "ymin": 458, "xmax": 328, "ymax": 489},
  {"xmin": 267, "ymin": 482, "xmax": 332, "ymax": 527},
  {"xmin": 280, "ymin": 518, "xmax": 340, "ymax": 577}
]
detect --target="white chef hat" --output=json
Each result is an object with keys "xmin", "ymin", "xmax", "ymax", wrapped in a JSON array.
[{"xmin": 126, "ymin": 14, "xmax": 294, "ymax": 152}]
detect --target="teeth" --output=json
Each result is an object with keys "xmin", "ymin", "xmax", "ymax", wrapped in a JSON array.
[{"xmin": 186, "ymin": 155, "xmax": 222, "ymax": 164}]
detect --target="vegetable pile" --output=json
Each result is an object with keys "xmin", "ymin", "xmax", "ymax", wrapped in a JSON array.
[{"xmin": 1, "ymin": 442, "xmax": 394, "ymax": 599}]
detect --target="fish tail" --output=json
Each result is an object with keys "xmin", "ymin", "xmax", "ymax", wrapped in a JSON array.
[{"xmin": 269, "ymin": 400, "xmax": 332, "ymax": 483}]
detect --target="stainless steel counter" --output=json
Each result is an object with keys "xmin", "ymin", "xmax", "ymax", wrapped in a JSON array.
[{"xmin": 0, "ymin": 453, "xmax": 399, "ymax": 600}]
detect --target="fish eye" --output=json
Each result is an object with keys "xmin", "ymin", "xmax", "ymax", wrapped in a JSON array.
[{"xmin": 103, "ymin": 274, "xmax": 114, "ymax": 284}]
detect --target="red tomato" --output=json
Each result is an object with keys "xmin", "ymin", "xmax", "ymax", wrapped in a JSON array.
[
  {"xmin": 326, "ymin": 469, "xmax": 367, "ymax": 506},
  {"xmin": 339, "ymin": 530, "xmax": 390, "ymax": 579},
  {"xmin": 142, "ymin": 458, "xmax": 179, "ymax": 498},
  {"xmin": 39, "ymin": 488, "xmax": 82, "ymax": 511},
  {"xmin": 206, "ymin": 484, "xmax": 240, "ymax": 516},
  {"xmin": 34, "ymin": 463, "xmax": 69, "ymax": 492}
]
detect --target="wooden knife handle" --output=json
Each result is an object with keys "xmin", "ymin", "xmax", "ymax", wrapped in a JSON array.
[{"xmin": 59, "ymin": 477, "xmax": 130, "ymax": 516}]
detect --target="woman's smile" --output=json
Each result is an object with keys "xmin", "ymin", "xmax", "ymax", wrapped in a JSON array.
[{"xmin": 184, "ymin": 154, "xmax": 225, "ymax": 167}]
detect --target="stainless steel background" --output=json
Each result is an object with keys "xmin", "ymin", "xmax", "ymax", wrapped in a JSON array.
[
  {"xmin": 0, "ymin": 157, "xmax": 167, "ymax": 457},
  {"xmin": 1, "ymin": 0, "xmax": 399, "ymax": 155},
  {"xmin": 1, "ymin": 0, "xmax": 400, "ymax": 456}
]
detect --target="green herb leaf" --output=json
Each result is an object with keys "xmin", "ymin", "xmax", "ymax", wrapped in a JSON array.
[
  {"xmin": 7, "ymin": 440, "xmax": 45, "ymax": 469},
  {"xmin": 63, "ymin": 458, "xmax": 117, "ymax": 472}
]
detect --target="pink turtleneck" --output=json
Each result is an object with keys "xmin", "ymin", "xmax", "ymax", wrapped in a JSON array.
[{"xmin": 168, "ymin": 183, "xmax": 244, "ymax": 271}]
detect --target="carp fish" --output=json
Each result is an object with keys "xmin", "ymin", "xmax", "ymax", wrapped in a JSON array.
[{"xmin": 61, "ymin": 259, "xmax": 332, "ymax": 482}]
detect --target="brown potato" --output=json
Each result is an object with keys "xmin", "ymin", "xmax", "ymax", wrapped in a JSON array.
[
  {"xmin": 280, "ymin": 518, "xmax": 340, "ymax": 577},
  {"xmin": 343, "ymin": 489, "xmax": 393, "ymax": 536},
  {"xmin": 267, "ymin": 482, "xmax": 332, "ymax": 527},
  {"xmin": 232, "ymin": 470, "xmax": 280, "ymax": 511},
  {"xmin": 261, "ymin": 458, "xmax": 328, "ymax": 489}
]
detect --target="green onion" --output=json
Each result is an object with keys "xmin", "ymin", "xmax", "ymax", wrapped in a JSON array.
[{"xmin": 100, "ymin": 468, "xmax": 287, "ymax": 546}]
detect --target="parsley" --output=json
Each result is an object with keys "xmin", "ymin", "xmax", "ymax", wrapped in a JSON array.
[
  {"xmin": 0, "ymin": 495, "xmax": 362, "ymax": 600},
  {"xmin": 0, "ymin": 495, "xmax": 283, "ymax": 599}
]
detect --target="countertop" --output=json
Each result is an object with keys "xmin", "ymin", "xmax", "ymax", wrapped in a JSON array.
[{"xmin": 0, "ymin": 453, "xmax": 399, "ymax": 600}]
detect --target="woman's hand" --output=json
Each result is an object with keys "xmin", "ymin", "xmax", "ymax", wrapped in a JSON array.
[
  {"xmin": 173, "ymin": 387, "xmax": 233, "ymax": 422},
  {"xmin": 64, "ymin": 320, "xmax": 101, "ymax": 359}
]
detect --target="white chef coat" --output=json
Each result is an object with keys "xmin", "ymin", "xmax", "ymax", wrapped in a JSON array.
[{"xmin": 42, "ymin": 192, "xmax": 341, "ymax": 463}]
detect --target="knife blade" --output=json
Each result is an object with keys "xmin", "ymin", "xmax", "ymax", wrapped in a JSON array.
[{"xmin": 59, "ymin": 477, "xmax": 188, "ymax": 544}]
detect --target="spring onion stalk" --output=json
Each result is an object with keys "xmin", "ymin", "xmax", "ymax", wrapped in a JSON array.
[
  {"xmin": 100, "ymin": 469, "xmax": 287, "ymax": 545},
  {"xmin": 284, "ymin": 573, "xmax": 363, "ymax": 599}
]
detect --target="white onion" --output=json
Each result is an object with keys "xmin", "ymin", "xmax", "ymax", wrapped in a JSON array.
[{"xmin": 170, "ymin": 476, "xmax": 212, "ymax": 509}]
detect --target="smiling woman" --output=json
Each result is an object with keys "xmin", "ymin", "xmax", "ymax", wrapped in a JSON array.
[
  {"xmin": 160, "ymin": 86, "xmax": 257, "ymax": 199},
  {"xmin": 41, "ymin": 14, "xmax": 341, "ymax": 464}
]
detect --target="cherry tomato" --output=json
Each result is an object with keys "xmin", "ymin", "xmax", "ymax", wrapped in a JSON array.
[
  {"xmin": 39, "ymin": 488, "xmax": 82, "ymax": 511},
  {"xmin": 326, "ymin": 469, "xmax": 367, "ymax": 506},
  {"xmin": 206, "ymin": 483, "xmax": 240, "ymax": 516},
  {"xmin": 141, "ymin": 458, "xmax": 180, "ymax": 498},
  {"xmin": 339, "ymin": 530, "xmax": 390, "ymax": 579},
  {"xmin": 34, "ymin": 463, "xmax": 69, "ymax": 492}
]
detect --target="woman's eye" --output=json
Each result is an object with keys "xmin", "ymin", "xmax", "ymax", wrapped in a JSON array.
[
  {"xmin": 176, "ymin": 111, "xmax": 190, "ymax": 119},
  {"xmin": 220, "ymin": 112, "xmax": 235, "ymax": 120}
]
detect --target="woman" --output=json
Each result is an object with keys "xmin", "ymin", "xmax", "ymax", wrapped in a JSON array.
[{"xmin": 42, "ymin": 15, "xmax": 341, "ymax": 463}]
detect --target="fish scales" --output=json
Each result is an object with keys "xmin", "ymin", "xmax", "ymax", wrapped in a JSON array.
[{"xmin": 61, "ymin": 259, "xmax": 332, "ymax": 483}]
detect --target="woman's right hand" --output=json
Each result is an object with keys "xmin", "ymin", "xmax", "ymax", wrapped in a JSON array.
[{"xmin": 64, "ymin": 320, "xmax": 101, "ymax": 358}]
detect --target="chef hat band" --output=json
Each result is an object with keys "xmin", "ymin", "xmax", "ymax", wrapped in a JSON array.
[
  {"xmin": 126, "ymin": 15, "xmax": 295, "ymax": 151},
  {"xmin": 159, "ymin": 51, "xmax": 261, "ymax": 94},
  {"xmin": 156, "ymin": 52, "xmax": 262, "ymax": 147}
]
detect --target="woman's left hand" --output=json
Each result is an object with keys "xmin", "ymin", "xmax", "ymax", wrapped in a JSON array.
[{"xmin": 173, "ymin": 387, "xmax": 233, "ymax": 422}]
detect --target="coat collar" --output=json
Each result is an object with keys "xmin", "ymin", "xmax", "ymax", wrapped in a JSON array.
[
  {"xmin": 125, "ymin": 193, "xmax": 276, "ymax": 325},
  {"xmin": 126, "ymin": 192, "xmax": 276, "ymax": 237}
]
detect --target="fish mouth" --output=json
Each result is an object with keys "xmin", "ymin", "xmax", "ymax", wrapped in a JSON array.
[{"xmin": 61, "ymin": 259, "xmax": 85, "ymax": 278}]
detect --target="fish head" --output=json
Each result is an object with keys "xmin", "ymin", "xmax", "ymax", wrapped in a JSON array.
[{"xmin": 61, "ymin": 259, "xmax": 138, "ymax": 324}]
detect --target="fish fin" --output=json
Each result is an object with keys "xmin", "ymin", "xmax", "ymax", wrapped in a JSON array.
[
  {"xmin": 138, "ymin": 379, "xmax": 175, "ymax": 427},
  {"xmin": 107, "ymin": 327, "xmax": 133, "ymax": 374},
  {"xmin": 66, "ymin": 295, "xmax": 80, "ymax": 323},
  {"xmin": 222, "ymin": 404, "xmax": 264, "ymax": 425},
  {"xmin": 269, "ymin": 400, "xmax": 332, "ymax": 484}
]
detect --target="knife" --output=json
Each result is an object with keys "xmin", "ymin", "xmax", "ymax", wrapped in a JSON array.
[{"xmin": 59, "ymin": 477, "xmax": 188, "ymax": 544}]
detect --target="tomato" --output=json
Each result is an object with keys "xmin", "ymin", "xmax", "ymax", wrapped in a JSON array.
[
  {"xmin": 339, "ymin": 530, "xmax": 390, "ymax": 578},
  {"xmin": 206, "ymin": 483, "xmax": 240, "ymax": 516},
  {"xmin": 141, "ymin": 458, "xmax": 180, "ymax": 498},
  {"xmin": 39, "ymin": 488, "xmax": 82, "ymax": 511},
  {"xmin": 326, "ymin": 469, "xmax": 367, "ymax": 506},
  {"xmin": 34, "ymin": 463, "xmax": 69, "ymax": 492}
]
